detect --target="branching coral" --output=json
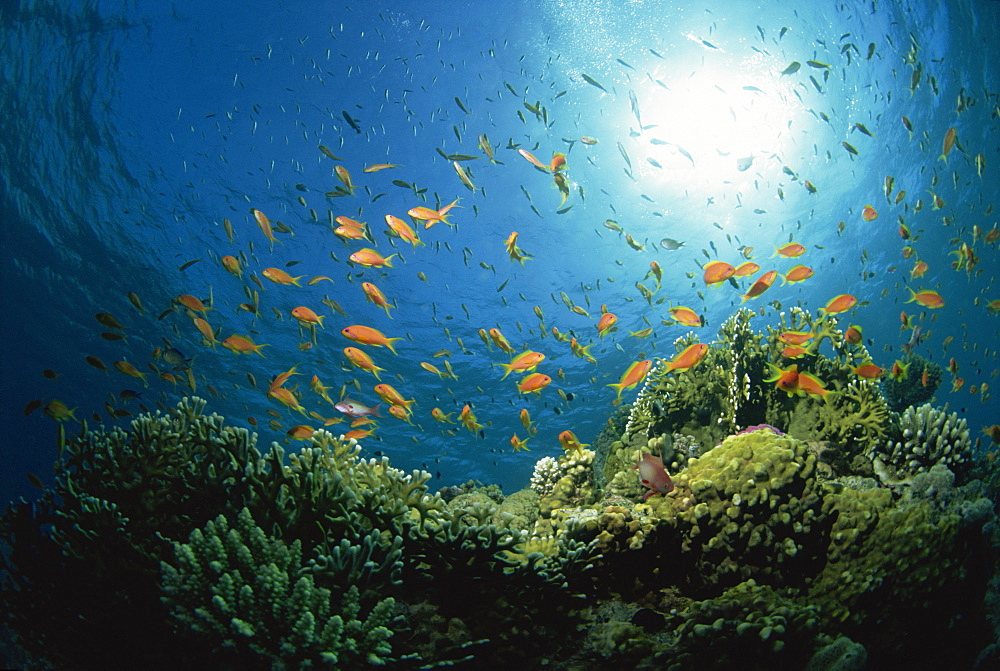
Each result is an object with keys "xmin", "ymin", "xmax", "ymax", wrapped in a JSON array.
[
  {"xmin": 161, "ymin": 507, "xmax": 397, "ymax": 667},
  {"xmin": 868, "ymin": 403, "xmax": 973, "ymax": 485}
]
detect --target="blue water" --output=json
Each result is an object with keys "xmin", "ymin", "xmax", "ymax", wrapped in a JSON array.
[{"xmin": 1, "ymin": 0, "xmax": 998, "ymax": 508}]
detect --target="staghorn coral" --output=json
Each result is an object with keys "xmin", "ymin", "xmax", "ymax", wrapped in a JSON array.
[
  {"xmin": 160, "ymin": 507, "xmax": 397, "ymax": 667},
  {"xmin": 869, "ymin": 402, "xmax": 973, "ymax": 485}
]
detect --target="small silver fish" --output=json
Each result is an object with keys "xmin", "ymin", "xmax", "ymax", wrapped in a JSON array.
[{"xmin": 660, "ymin": 238, "xmax": 686, "ymax": 251}]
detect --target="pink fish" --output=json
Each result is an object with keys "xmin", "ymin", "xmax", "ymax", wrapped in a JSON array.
[
  {"xmin": 334, "ymin": 399, "xmax": 382, "ymax": 418},
  {"xmin": 634, "ymin": 452, "xmax": 673, "ymax": 499}
]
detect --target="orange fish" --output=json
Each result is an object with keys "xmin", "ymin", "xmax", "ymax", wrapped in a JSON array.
[
  {"xmin": 459, "ymin": 404, "xmax": 484, "ymax": 434},
  {"xmin": 268, "ymin": 387, "xmax": 309, "ymax": 417},
  {"xmin": 291, "ymin": 306, "xmax": 325, "ymax": 328},
  {"xmin": 43, "ymin": 400, "xmax": 78, "ymax": 422},
  {"xmin": 549, "ymin": 152, "xmax": 567, "ymax": 172},
  {"xmin": 910, "ymin": 261, "xmax": 929, "ymax": 279},
  {"xmin": 952, "ymin": 377, "xmax": 965, "ymax": 392},
  {"xmin": 517, "ymin": 373, "xmax": 552, "ymax": 395},
  {"xmin": 374, "ymin": 383, "xmax": 414, "ymax": 410},
  {"xmin": 341, "ymin": 325, "xmax": 402, "ymax": 354},
  {"xmin": 344, "ymin": 428, "xmax": 374, "ymax": 441},
  {"xmin": 343, "ymin": 347, "xmax": 385, "ymax": 380},
  {"xmin": 388, "ymin": 405, "xmax": 413, "ymax": 424},
  {"xmin": 740, "ymin": 270, "xmax": 778, "ymax": 302},
  {"xmin": 765, "ymin": 363, "xmax": 800, "ymax": 396},
  {"xmin": 569, "ymin": 337, "xmax": 597, "ymax": 363},
  {"xmin": 852, "ymin": 363, "xmax": 884, "ymax": 379},
  {"xmin": 384, "ymin": 214, "xmax": 424, "ymax": 249},
  {"xmin": 262, "ymin": 268, "xmax": 304, "ymax": 286},
  {"xmin": 504, "ymin": 231, "xmax": 532, "ymax": 265},
  {"xmin": 223, "ymin": 335, "xmax": 269, "ymax": 357},
  {"xmin": 666, "ymin": 343, "xmax": 709, "ymax": 373},
  {"xmin": 781, "ymin": 265, "xmax": 814, "ymax": 285},
  {"xmin": 519, "ymin": 408, "xmax": 536, "ymax": 434},
  {"xmin": 905, "ymin": 288, "xmax": 945, "ymax": 309},
  {"xmin": 669, "ymin": 306, "xmax": 701, "ymax": 327},
  {"xmin": 361, "ymin": 282, "xmax": 395, "ymax": 318},
  {"xmin": 938, "ymin": 126, "xmax": 957, "ymax": 163},
  {"xmin": 252, "ymin": 208, "xmax": 279, "ymax": 250},
  {"xmin": 797, "ymin": 370, "xmax": 833, "ymax": 400},
  {"xmin": 268, "ymin": 365, "xmax": 300, "ymax": 394},
  {"xmin": 702, "ymin": 261, "xmax": 735, "ymax": 287},
  {"xmin": 489, "ymin": 328, "xmax": 516, "ymax": 354},
  {"xmin": 596, "ymin": 312, "xmax": 618, "ymax": 338},
  {"xmin": 773, "ymin": 242, "xmax": 806, "ymax": 258},
  {"xmin": 177, "ymin": 294, "xmax": 212, "ymax": 313},
  {"xmin": 891, "ymin": 359, "xmax": 910, "ymax": 381},
  {"xmin": 861, "ymin": 205, "xmax": 878, "ymax": 222},
  {"xmin": 517, "ymin": 148, "xmax": 550, "ymax": 171},
  {"xmin": 349, "ymin": 248, "xmax": 397, "ymax": 268},
  {"xmin": 193, "ymin": 317, "xmax": 217, "ymax": 348},
  {"xmin": 510, "ymin": 434, "xmax": 531, "ymax": 452},
  {"xmin": 778, "ymin": 330, "xmax": 814, "ymax": 346},
  {"xmin": 113, "ymin": 360, "xmax": 149, "ymax": 387},
  {"xmin": 286, "ymin": 425, "xmax": 316, "ymax": 441},
  {"xmin": 335, "ymin": 215, "xmax": 365, "ymax": 230},
  {"xmin": 363, "ymin": 163, "xmax": 399, "ymax": 173},
  {"xmin": 408, "ymin": 198, "xmax": 460, "ymax": 228},
  {"xmin": 781, "ymin": 346, "xmax": 811, "ymax": 359},
  {"xmin": 431, "ymin": 407, "xmax": 454, "ymax": 423},
  {"xmin": 496, "ymin": 350, "xmax": 546, "ymax": 380},
  {"xmin": 733, "ymin": 261, "xmax": 761, "ymax": 278},
  {"xmin": 334, "ymin": 165, "xmax": 355, "ymax": 193},
  {"xmin": 607, "ymin": 359, "xmax": 653, "ymax": 400},
  {"xmin": 558, "ymin": 430, "xmax": 590, "ymax": 454},
  {"xmin": 844, "ymin": 325, "xmax": 863, "ymax": 345},
  {"xmin": 819, "ymin": 294, "xmax": 857, "ymax": 315},
  {"xmin": 221, "ymin": 255, "xmax": 242, "ymax": 277},
  {"xmin": 334, "ymin": 224, "xmax": 370, "ymax": 242}
]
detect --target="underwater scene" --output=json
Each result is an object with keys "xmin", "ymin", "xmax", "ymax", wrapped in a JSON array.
[{"xmin": 2, "ymin": 0, "xmax": 1000, "ymax": 667}]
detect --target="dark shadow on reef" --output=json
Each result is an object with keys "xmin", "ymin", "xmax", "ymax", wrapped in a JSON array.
[{"xmin": 3, "ymin": 309, "xmax": 1000, "ymax": 669}]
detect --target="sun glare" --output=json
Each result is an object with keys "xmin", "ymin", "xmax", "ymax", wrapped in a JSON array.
[{"xmin": 635, "ymin": 63, "xmax": 801, "ymax": 185}]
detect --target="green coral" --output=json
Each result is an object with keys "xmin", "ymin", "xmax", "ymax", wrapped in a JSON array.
[
  {"xmin": 615, "ymin": 308, "xmax": 893, "ymax": 484},
  {"xmin": 645, "ymin": 429, "xmax": 828, "ymax": 590},
  {"xmin": 161, "ymin": 507, "xmax": 396, "ymax": 667},
  {"xmin": 868, "ymin": 402, "xmax": 973, "ymax": 485},
  {"xmin": 879, "ymin": 353, "xmax": 942, "ymax": 412}
]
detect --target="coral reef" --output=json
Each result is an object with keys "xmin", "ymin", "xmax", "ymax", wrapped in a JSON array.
[
  {"xmin": 880, "ymin": 354, "xmax": 943, "ymax": 412},
  {"xmin": 0, "ymin": 398, "xmax": 595, "ymax": 669},
  {"xmin": 3, "ymin": 301, "xmax": 998, "ymax": 670},
  {"xmin": 869, "ymin": 402, "xmax": 973, "ymax": 485},
  {"xmin": 161, "ymin": 507, "xmax": 397, "ymax": 667}
]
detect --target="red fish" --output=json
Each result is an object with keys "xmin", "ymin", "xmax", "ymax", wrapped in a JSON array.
[
  {"xmin": 634, "ymin": 452, "xmax": 674, "ymax": 499},
  {"xmin": 334, "ymin": 399, "xmax": 382, "ymax": 418}
]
